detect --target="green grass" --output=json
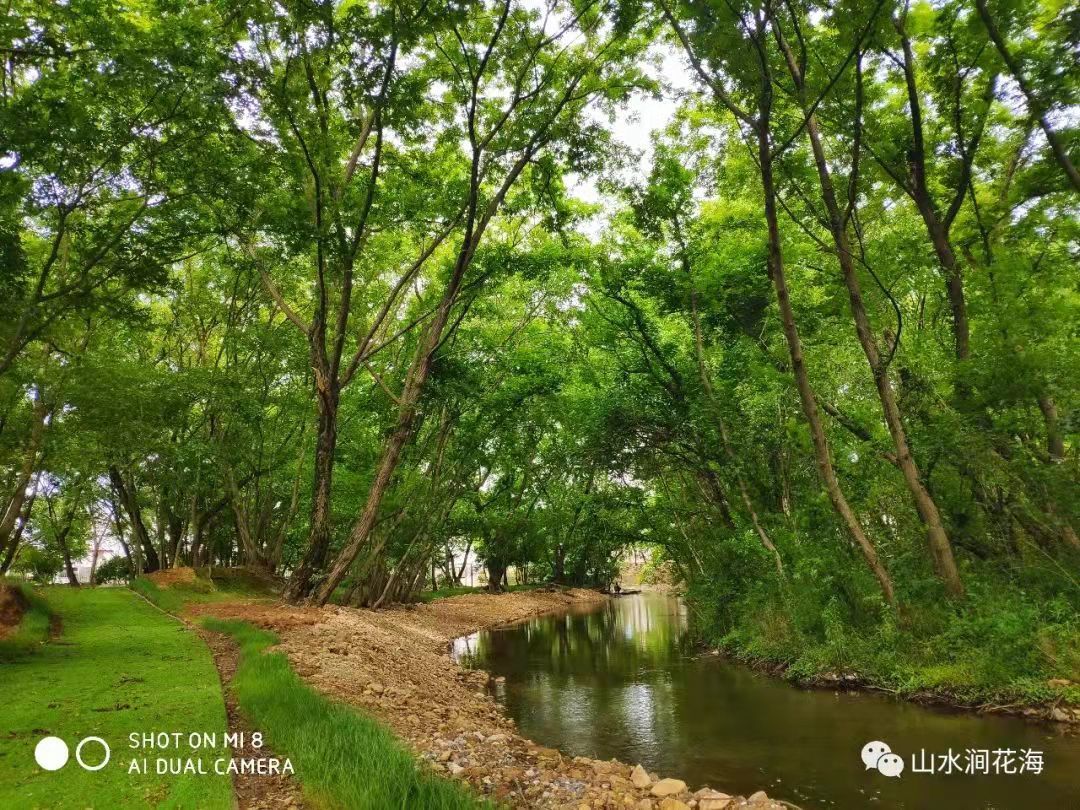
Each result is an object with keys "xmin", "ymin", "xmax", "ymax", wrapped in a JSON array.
[
  {"xmin": 202, "ymin": 618, "xmax": 486, "ymax": 810},
  {"xmin": 131, "ymin": 572, "xmax": 275, "ymax": 615},
  {"xmin": 693, "ymin": 575, "xmax": 1080, "ymax": 709},
  {"xmin": 0, "ymin": 587, "xmax": 232, "ymax": 809},
  {"xmin": 0, "ymin": 579, "xmax": 53, "ymax": 658}
]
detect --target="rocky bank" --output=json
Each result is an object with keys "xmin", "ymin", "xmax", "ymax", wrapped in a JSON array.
[{"xmin": 194, "ymin": 588, "xmax": 788, "ymax": 809}]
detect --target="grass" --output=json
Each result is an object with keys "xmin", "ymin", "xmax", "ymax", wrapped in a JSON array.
[
  {"xmin": 694, "ymin": 576, "xmax": 1080, "ymax": 709},
  {"xmin": 0, "ymin": 587, "xmax": 232, "ymax": 809},
  {"xmin": 131, "ymin": 571, "xmax": 275, "ymax": 615},
  {"xmin": 0, "ymin": 579, "xmax": 53, "ymax": 658},
  {"xmin": 202, "ymin": 618, "xmax": 486, "ymax": 810}
]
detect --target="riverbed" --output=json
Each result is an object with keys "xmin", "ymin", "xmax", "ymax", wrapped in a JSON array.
[{"xmin": 451, "ymin": 592, "xmax": 1080, "ymax": 809}]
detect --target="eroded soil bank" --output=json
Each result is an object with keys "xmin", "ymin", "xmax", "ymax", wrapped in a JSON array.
[{"xmin": 192, "ymin": 589, "xmax": 785, "ymax": 809}]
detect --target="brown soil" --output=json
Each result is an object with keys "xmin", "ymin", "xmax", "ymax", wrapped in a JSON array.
[
  {"xmin": 198, "ymin": 627, "xmax": 305, "ymax": 810},
  {"xmin": 146, "ymin": 566, "xmax": 199, "ymax": 589},
  {"xmin": 0, "ymin": 582, "xmax": 28, "ymax": 638},
  {"xmin": 191, "ymin": 589, "xmax": 786, "ymax": 810}
]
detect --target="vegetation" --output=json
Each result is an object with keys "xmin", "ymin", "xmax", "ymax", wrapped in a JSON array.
[
  {"xmin": 203, "ymin": 618, "xmax": 485, "ymax": 809},
  {"xmin": 0, "ymin": 579, "xmax": 52, "ymax": 657},
  {"xmin": 1, "ymin": 0, "xmax": 1076, "ymax": 704},
  {"xmin": 0, "ymin": 588, "xmax": 232, "ymax": 809}
]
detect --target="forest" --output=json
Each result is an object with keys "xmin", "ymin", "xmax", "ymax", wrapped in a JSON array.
[{"xmin": 2, "ymin": 0, "xmax": 1078, "ymax": 706}]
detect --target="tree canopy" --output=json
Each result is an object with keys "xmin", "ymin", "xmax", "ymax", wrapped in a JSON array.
[{"xmin": 2, "ymin": 0, "xmax": 1077, "ymax": 685}]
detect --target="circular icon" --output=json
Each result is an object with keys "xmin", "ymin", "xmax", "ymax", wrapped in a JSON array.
[
  {"xmin": 75, "ymin": 737, "xmax": 111, "ymax": 771},
  {"xmin": 34, "ymin": 736, "xmax": 70, "ymax": 771}
]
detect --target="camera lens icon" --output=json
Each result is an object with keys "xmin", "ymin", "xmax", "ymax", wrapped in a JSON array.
[{"xmin": 35, "ymin": 736, "xmax": 111, "ymax": 772}]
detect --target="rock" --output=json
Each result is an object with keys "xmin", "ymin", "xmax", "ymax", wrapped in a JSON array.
[
  {"xmin": 494, "ymin": 675, "xmax": 506, "ymax": 684},
  {"xmin": 1050, "ymin": 707, "xmax": 1070, "ymax": 722},
  {"xmin": 694, "ymin": 790, "xmax": 731, "ymax": 800},
  {"xmin": 659, "ymin": 800, "xmax": 690, "ymax": 810},
  {"xmin": 698, "ymin": 800, "xmax": 732, "ymax": 810},
  {"xmin": 651, "ymin": 778, "xmax": 688, "ymax": 798},
  {"xmin": 485, "ymin": 733, "xmax": 508, "ymax": 744},
  {"xmin": 635, "ymin": 800, "xmax": 654, "ymax": 810},
  {"xmin": 748, "ymin": 790, "xmax": 769, "ymax": 803},
  {"xmin": 368, "ymin": 682, "xmax": 385, "ymax": 694},
  {"xmin": 447, "ymin": 763, "xmax": 465, "ymax": 776},
  {"xmin": 631, "ymin": 764, "xmax": 653, "ymax": 789},
  {"xmin": 437, "ymin": 750, "xmax": 452, "ymax": 762}
]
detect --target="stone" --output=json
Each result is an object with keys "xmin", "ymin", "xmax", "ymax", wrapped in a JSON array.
[
  {"xmin": 698, "ymin": 800, "xmax": 732, "ymax": 810},
  {"xmin": 635, "ymin": 800, "xmax": 654, "ymax": 810},
  {"xmin": 447, "ymin": 763, "xmax": 465, "ymax": 777},
  {"xmin": 748, "ymin": 790, "xmax": 769, "ymax": 803},
  {"xmin": 437, "ymin": 750, "xmax": 452, "ymax": 762},
  {"xmin": 659, "ymin": 800, "xmax": 690, "ymax": 810},
  {"xmin": 369, "ymin": 682, "xmax": 384, "ymax": 694},
  {"xmin": 696, "ymin": 789, "xmax": 730, "ymax": 799},
  {"xmin": 651, "ymin": 779, "xmax": 688, "ymax": 798},
  {"xmin": 485, "ymin": 733, "xmax": 508, "ymax": 744},
  {"xmin": 1050, "ymin": 707, "xmax": 1070, "ymax": 722},
  {"xmin": 631, "ymin": 764, "xmax": 652, "ymax": 789}
]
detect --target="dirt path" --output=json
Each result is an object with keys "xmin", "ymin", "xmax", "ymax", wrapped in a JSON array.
[
  {"xmin": 199, "ymin": 628, "xmax": 305, "ymax": 810},
  {"xmin": 191, "ymin": 589, "xmax": 785, "ymax": 810}
]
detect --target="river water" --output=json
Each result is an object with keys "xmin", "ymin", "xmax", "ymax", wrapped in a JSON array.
[{"xmin": 451, "ymin": 592, "xmax": 1080, "ymax": 809}]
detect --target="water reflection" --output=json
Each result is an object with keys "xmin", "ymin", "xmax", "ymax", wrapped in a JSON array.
[{"xmin": 452, "ymin": 593, "xmax": 1080, "ymax": 809}]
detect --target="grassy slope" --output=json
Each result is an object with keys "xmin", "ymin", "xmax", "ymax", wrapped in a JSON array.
[
  {"xmin": 0, "ymin": 587, "xmax": 232, "ymax": 809},
  {"xmin": 0, "ymin": 579, "xmax": 52, "ymax": 657},
  {"xmin": 203, "ymin": 618, "xmax": 486, "ymax": 810}
]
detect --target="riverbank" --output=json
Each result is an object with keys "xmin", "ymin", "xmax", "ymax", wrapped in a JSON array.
[
  {"xmin": 193, "ymin": 588, "xmax": 786, "ymax": 809},
  {"xmin": 689, "ymin": 599, "xmax": 1080, "ymax": 729}
]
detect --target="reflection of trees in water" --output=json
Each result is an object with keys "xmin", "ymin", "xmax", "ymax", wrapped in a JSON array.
[{"xmin": 469, "ymin": 596, "xmax": 691, "ymax": 685}]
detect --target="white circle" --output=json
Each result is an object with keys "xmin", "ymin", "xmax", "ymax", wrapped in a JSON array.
[
  {"xmin": 75, "ymin": 737, "xmax": 111, "ymax": 771},
  {"xmin": 34, "ymin": 736, "xmax": 69, "ymax": 771}
]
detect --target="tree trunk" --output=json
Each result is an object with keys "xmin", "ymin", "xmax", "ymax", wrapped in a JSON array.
[
  {"xmin": 0, "ymin": 391, "xmax": 46, "ymax": 554},
  {"xmin": 57, "ymin": 524, "xmax": 80, "ymax": 587},
  {"xmin": 0, "ymin": 472, "xmax": 39, "ymax": 575},
  {"xmin": 1038, "ymin": 395, "xmax": 1065, "ymax": 461},
  {"xmin": 774, "ymin": 34, "xmax": 962, "ymax": 596},
  {"xmin": 285, "ymin": 387, "xmax": 338, "ymax": 600},
  {"xmin": 108, "ymin": 466, "xmax": 160, "ymax": 572},
  {"xmin": 754, "ymin": 93, "xmax": 897, "ymax": 606},
  {"xmin": 311, "ymin": 239, "xmax": 476, "ymax": 605}
]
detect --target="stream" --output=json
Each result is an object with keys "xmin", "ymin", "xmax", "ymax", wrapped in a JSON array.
[{"xmin": 451, "ymin": 592, "xmax": 1080, "ymax": 809}]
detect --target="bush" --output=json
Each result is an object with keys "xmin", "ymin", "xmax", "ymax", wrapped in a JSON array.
[
  {"xmin": 10, "ymin": 547, "xmax": 63, "ymax": 584},
  {"xmin": 92, "ymin": 555, "xmax": 132, "ymax": 584}
]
